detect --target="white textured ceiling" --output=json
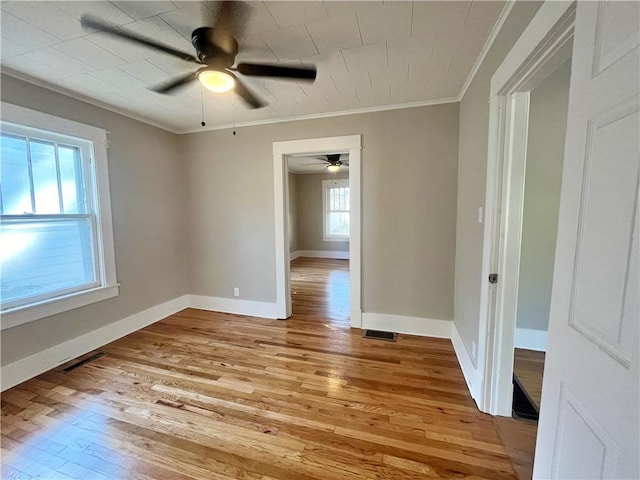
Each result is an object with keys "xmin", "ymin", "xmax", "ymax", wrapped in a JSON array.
[{"xmin": 1, "ymin": 1, "xmax": 505, "ymax": 133}]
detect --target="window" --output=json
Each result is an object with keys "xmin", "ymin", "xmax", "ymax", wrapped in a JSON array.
[
  {"xmin": 322, "ymin": 179, "xmax": 350, "ymax": 241},
  {"xmin": 1, "ymin": 103, "xmax": 117, "ymax": 328}
]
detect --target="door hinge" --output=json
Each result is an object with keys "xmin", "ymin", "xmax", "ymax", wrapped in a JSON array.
[{"xmin": 488, "ymin": 273, "xmax": 498, "ymax": 284}]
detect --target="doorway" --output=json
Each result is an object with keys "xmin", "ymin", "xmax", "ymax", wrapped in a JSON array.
[
  {"xmin": 287, "ymin": 153, "xmax": 351, "ymax": 324},
  {"xmin": 512, "ymin": 60, "xmax": 571, "ymax": 422},
  {"xmin": 272, "ymin": 135, "xmax": 361, "ymax": 326},
  {"xmin": 478, "ymin": 2, "xmax": 576, "ymax": 418},
  {"xmin": 481, "ymin": 1, "xmax": 639, "ymax": 477}
]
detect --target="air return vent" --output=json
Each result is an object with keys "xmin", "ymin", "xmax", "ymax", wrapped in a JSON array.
[{"xmin": 363, "ymin": 330, "xmax": 397, "ymax": 342}]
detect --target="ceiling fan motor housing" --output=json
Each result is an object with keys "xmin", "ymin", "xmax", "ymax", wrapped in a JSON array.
[{"xmin": 191, "ymin": 27, "xmax": 238, "ymax": 68}]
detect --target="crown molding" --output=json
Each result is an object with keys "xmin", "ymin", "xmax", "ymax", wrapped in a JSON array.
[
  {"xmin": 0, "ymin": 68, "xmax": 180, "ymax": 134},
  {"xmin": 177, "ymin": 96, "xmax": 461, "ymax": 134},
  {"xmin": 458, "ymin": 0, "xmax": 516, "ymax": 101}
]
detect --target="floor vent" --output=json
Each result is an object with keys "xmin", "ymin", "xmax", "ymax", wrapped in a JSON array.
[
  {"xmin": 363, "ymin": 329, "xmax": 397, "ymax": 342},
  {"xmin": 63, "ymin": 352, "xmax": 105, "ymax": 372},
  {"xmin": 512, "ymin": 375, "xmax": 539, "ymax": 421}
]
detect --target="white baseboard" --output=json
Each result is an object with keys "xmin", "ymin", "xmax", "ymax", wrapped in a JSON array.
[
  {"xmin": 291, "ymin": 250, "xmax": 349, "ymax": 260},
  {"xmin": 515, "ymin": 327, "xmax": 547, "ymax": 352},
  {"xmin": 1, "ymin": 294, "xmax": 189, "ymax": 391},
  {"xmin": 451, "ymin": 323, "xmax": 482, "ymax": 403},
  {"xmin": 188, "ymin": 294, "xmax": 278, "ymax": 319},
  {"xmin": 361, "ymin": 312, "xmax": 452, "ymax": 338}
]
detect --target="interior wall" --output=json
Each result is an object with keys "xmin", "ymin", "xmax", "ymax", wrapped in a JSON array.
[
  {"xmin": 183, "ymin": 103, "xmax": 459, "ymax": 321},
  {"xmin": 0, "ymin": 75, "xmax": 188, "ymax": 365},
  {"xmin": 454, "ymin": 1, "xmax": 544, "ymax": 363},
  {"xmin": 516, "ymin": 61, "xmax": 571, "ymax": 335},
  {"xmin": 293, "ymin": 171, "xmax": 349, "ymax": 253},
  {"xmin": 288, "ymin": 172, "xmax": 298, "ymax": 254}
]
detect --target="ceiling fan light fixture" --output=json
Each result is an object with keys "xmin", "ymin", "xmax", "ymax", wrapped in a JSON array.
[
  {"xmin": 198, "ymin": 69, "xmax": 235, "ymax": 93},
  {"xmin": 327, "ymin": 164, "xmax": 340, "ymax": 173}
]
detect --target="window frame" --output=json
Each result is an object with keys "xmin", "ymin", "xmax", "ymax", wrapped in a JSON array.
[
  {"xmin": 322, "ymin": 178, "xmax": 350, "ymax": 241},
  {"xmin": 1, "ymin": 102, "xmax": 118, "ymax": 330}
]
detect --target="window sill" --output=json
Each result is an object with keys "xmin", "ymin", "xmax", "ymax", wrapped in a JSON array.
[
  {"xmin": 323, "ymin": 236, "xmax": 350, "ymax": 242},
  {"xmin": 1, "ymin": 284, "xmax": 119, "ymax": 330}
]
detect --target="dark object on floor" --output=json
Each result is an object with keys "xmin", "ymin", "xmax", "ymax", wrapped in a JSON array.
[
  {"xmin": 513, "ymin": 375, "xmax": 539, "ymax": 421},
  {"xmin": 63, "ymin": 352, "xmax": 105, "ymax": 372},
  {"xmin": 363, "ymin": 329, "xmax": 397, "ymax": 342}
]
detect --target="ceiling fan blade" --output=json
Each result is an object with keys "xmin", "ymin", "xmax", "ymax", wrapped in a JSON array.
[
  {"xmin": 236, "ymin": 63, "xmax": 317, "ymax": 81},
  {"xmin": 230, "ymin": 74, "xmax": 265, "ymax": 109},
  {"xmin": 81, "ymin": 15, "xmax": 199, "ymax": 64},
  {"xmin": 149, "ymin": 72, "xmax": 198, "ymax": 94},
  {"xmin": 207, "ymin": 1, "xmax": 249, "ymax": 55}
]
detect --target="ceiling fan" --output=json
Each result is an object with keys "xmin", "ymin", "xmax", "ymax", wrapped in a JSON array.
[
  {"xmin": 80, "ymin": 1, "xmax": 317, "ymax": 109},
  {"xmin": 307, "ymin": 154, "xmax": 349, "ymax": 172}
]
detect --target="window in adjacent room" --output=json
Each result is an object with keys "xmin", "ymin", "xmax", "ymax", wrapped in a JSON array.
[
  {"xmin": 322, "ymin": 178, "xmax": 349, "ymax": 241},
  {"xmin": 0, "ymin": 103, "xmax": 118, "ymax": 328}
]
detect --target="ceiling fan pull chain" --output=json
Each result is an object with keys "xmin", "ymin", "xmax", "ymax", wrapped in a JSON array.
[
  {"xmin": 232, "ymin": 93, "xmax": 236, "ymax": 136},
  {"xmin": 200, "ymin": 88, "xmax": 206, "ymax": 127}
]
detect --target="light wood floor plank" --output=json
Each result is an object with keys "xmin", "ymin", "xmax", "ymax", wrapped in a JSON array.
[{"xmin": 1, "ymin": 258, "xmax": 528, "ymax": 479}]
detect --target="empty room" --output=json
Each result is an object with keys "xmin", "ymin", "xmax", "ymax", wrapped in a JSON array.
[{"xmin": 1, "ymin": 1, "xmax": 638, "ymax": 479}]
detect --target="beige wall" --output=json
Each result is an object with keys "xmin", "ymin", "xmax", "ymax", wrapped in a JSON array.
[
  {"xmin": 1, "ymin": 75, "xmax": 188, "ymax": 365},
  {"xmin": 516, "ymin": 61, "xmax": 571, "ymax": 333},
  {"xmin": 183, "ymin": 103, "xmax": 459, "ymax": 320},
  {"xmin": 292, "ymin": 171, "xmax": 349, "ymax": 253},
  {"xmin": 288, "ymin": 172, "xmax": 298, "ymax": 253},
  {"xmin": 454, "ymin": 2, "xmax": 543, "ymax": 363}
]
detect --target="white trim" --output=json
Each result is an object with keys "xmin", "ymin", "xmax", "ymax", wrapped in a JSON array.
[
  {"xmin": 479, "ymin": 1, "xmax": 576, "ymax": 416},
  {"xmin": 487, "ymin": 91, "xmax": 531, "ymax": 416},
  {"xmin": 452, "ymin": 323, "xmax": 482, "ymax": 403},
  {"xmin": 490, "ymin": 1, "xmax": 576, "ymax": 98},
  {"xmin": 459, "ymin": 1, "xmax": 516, "ymax": 100},
  {"xmin": 290, "ymin": 250, "xmax": 349, "ymax": 260},
  {"xmin": 514, "ymin": 328, "xmax": 548, "ymax": 352},
  {"xmin": 188, "ymin": 294, "xmax": 278, "ymax": 319},
  {"xmin": 273, "ymin": 135, "xmax": 362, "ymax": 327},
  {"xmin": 1, "ymin": 102, "xmax": 107, "ymax": 144},
  {"xmin": 362, "ymin": 312, "xmax": 452, "ymax": 339},
  {"xmin": 1, "ymin": 285, "xmax": 119, "ymax": 330},
  {"xmin": 0, "ymin": 295, "xmax": 189, "ymax": 391}
]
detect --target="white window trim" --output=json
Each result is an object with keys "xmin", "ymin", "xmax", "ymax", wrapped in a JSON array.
[
  {"xmin": 322, "ymin": 178, "xmax": 350, "ymax": 242},
  {"xmin": 0, "ymin": 102, "xmax": 118, "ymax": 330}
]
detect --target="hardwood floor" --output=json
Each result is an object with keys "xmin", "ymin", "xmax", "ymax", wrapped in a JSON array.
[
  {"xmin": 513, "ymin": 348, "xmax": 545, "ymax": 411},
  {"xmin": 2, "ymin": 258, "xmax": 524, "ymax": 479}
]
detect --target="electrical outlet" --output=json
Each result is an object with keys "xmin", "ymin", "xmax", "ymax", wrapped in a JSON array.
[
  {"xmin": 472, "ymin": 340, "xmax": 477, "ymax": 357},
  {"xmin": 477, "ymin": 207, "xmax": 483, "ymax": 224},
  {"xmin": 233, "ymin": 287, "xmax": 239, "ymax": 297}
]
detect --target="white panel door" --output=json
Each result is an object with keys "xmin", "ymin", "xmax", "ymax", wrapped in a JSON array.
[{"xmin": 534, "ymin": 2, "xmax": 639, "ymax": 479}]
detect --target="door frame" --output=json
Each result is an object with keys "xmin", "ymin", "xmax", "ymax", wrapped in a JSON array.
[
  {"xmin": 478, "ymin": 1, "xmax": 576, "ymax": 416},
  {"xmin": 273, "ymin": 135, "xmax": 362, "ymax": 327}
]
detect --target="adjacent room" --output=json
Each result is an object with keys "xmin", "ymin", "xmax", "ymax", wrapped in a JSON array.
[
  {"xmin": 1, "ymin": 1, "xmax": 638, "ymax": 479},
  {"xmin": 511, "ymin": 60, "xmax": 570, "ymax": 423},
  {"xmin": 287, "ymin": 153, "xmax": 351, "ymax": 324}
]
